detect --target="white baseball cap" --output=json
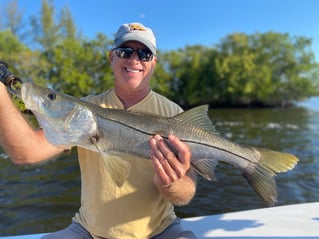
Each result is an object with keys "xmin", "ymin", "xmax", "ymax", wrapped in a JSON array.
[{"xmin": 113, "ymin": 23, "xmax": 156, "ymax": 55}]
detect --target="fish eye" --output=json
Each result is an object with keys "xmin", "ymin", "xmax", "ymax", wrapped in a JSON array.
[{"xmin": 47, "ymin": 92, "xmax": 56, "ymax": 101}]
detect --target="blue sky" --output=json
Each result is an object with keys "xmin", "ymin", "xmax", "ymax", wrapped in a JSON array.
[{"xmin": 2, "ymin": 0, "xmax": 319, "ymax": 60}]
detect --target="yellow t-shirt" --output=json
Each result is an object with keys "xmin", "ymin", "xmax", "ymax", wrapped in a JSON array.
[{"xmin": 74, "ymin": 89, "xmax": 183, "ymax": 239}]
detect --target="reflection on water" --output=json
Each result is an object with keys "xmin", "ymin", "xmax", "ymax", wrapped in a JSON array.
[
  {"xmin": 0, "ymin": 152, "xmax": 81, "ymax": 235},
  {"xmin": 1, "ymin": 101, "xmax": 319, "ymax": 235}
]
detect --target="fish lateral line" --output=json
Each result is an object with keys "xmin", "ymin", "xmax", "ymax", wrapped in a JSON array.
[{"xmin": 98, "ymin": 112, "xmax": 253, "ymax": 163}]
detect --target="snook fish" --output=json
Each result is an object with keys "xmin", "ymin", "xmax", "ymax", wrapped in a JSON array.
[{"xmin": 19, "ymin": 82, "xmax": 298, "ymax": 206}]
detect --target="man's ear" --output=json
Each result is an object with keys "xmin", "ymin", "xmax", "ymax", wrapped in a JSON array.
[{"xmin": 109, "ymin": 50, "xmax": 114, "ymax": 62}]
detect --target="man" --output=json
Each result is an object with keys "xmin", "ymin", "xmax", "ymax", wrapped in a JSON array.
[{"xmin": 0, "ymin": 23, "xmax": 197, "ymax": 238}]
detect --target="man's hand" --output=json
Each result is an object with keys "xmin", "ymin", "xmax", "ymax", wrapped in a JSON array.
[
  {"xmin": 0, "ymin": 61, "xmax": 22, "ymax": 93},
  {"xmin": 149, "ymin": 134, "xmax": 196, "ymax": 205},
  {"xmin": 149, "ymin": 134, "xmax": 191, "ymax": 186},
  {"xmin": 0, "ymin": 61, "xmax": 11, "ymax": 86}
]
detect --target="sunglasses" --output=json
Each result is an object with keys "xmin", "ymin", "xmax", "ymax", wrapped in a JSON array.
[{"xmin": 114, "ymin": 47, "xmax": 154, "ymax": 62}]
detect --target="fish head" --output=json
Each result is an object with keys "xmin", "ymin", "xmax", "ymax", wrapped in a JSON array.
[{"xmin": 20, "ymin": 82, "xmax": 97, "ymax": 148}]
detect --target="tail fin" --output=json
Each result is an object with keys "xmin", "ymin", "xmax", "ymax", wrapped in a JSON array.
[{"xmin": 244, "ymin": 148, "xmax": 298, "ymax": 206}]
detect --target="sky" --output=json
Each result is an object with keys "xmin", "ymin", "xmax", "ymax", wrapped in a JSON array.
[{"xmin": 2, "ymin": 0, "xmax": 319, "ymax": 60}]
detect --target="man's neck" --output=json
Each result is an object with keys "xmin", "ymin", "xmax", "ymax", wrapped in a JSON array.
[{"xmin": 114, "ymin": 87, "xmax": 151, "ymax": 109}]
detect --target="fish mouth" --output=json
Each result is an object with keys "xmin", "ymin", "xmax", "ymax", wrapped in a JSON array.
[
  {"xmin": 20, "ymin": 82, "xmax": 42, "ymax": 112},
  {"xmin": 20, "ymin": 82, "xmax": 33, "ymax": 109}
]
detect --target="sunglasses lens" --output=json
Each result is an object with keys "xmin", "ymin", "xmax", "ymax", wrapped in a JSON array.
[
  {"xmin": 137, "ymin": 49, "xmax": 153, "ymax": 61},
  {"xmin": 115, "ymin": 47, "xmax": 153, "ymax": 61},
  {"xmin": 115, "ymin": 48, "xmax": 133, "ymax": 59}
]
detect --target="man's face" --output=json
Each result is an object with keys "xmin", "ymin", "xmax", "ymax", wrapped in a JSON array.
[{"xmin": 110, "ymin": 41, "xmax": 156, "ymax": 92}]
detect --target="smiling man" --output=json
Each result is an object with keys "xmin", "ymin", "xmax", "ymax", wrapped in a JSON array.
[{"xmin": 68, "ymin": 22, "xmax": 198, "ymax": 239}]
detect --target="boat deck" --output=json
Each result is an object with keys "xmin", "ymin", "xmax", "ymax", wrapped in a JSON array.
[{"xmin": 2, "ymin": 202, "xmax": 319, "ymax": 239}]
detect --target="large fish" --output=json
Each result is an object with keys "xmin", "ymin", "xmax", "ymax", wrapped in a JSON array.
[{"xmin": 19, "ymin": 82, "xmax": 298, "ymax": 206}]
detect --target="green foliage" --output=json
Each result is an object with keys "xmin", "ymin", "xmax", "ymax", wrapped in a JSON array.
[
  {"xmin": 150, "ymin": 50, "xmax": 173, "ymax": 97},
  {"xmin": 213, "ymin": 32, "xmax": 319, "ymax": 106},
  {"xmin": 39, "ymin": 35, "xmax": 113, "ymax": 97},
  {"xmin": 1, "ymin": 0, "xmax": 319, "ymax": 108},
  {"xmin": 158, "ymin": 45, "xmax": 219, "ymax": 107}
]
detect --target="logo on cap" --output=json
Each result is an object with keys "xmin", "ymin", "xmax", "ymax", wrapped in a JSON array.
[{"xmin": 129, "ymin": 23, "xmax": 146, "ymax": 32}]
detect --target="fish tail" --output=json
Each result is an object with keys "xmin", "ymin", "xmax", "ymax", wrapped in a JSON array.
[{"xmin": 244, "ymin": 148, "xmax": 298, "ymax": 206}]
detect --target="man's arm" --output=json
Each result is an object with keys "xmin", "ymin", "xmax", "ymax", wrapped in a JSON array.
[
  {"xmin": 149, "ymin": 134, "xmax": 197, "ymax": 206},
  {"xmin": 0, "ymin": 83, "xmax": 64, "ymax": 164}
]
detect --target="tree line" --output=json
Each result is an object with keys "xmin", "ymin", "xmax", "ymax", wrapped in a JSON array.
[{"xmin": 1, "ymin": 0, "xmax": 319, "ymax": 108}]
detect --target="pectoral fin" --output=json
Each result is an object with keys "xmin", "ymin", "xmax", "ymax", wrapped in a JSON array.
[
  {"xmin": 90, "ymin": 136, "xmax": 132, "ymax": 188},
  {"xmin": 101, "ymin": 155, "xmax": 132, "ymax": 188}
]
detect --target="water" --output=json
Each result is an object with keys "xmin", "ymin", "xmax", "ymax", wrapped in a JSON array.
[{"xmin": 1, "ymin": 99, "xmax": 319, "ymax": 236}]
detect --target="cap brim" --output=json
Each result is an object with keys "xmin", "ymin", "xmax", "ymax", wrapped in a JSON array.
[{"xmin": 115, "ymin": 34, "xmax": 156, "ymax": 55}]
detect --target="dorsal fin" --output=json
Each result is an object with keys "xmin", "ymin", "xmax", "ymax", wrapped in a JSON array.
[{"xmin": 174, "ymin": 105, "xmax": 218, "ymax": 134}]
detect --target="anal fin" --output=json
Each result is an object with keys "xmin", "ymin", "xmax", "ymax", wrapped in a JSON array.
[{"xmin": 191, "ymin": 158, "xmax": 218, "ymax": 181}]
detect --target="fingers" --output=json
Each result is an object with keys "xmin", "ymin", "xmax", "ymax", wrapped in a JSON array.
[
  {"xmin": 149, "ymin": 136, "xmax": 178, "ymax": 185},
  {"xmin": 150, "ymin": 149, "xmax": 178, "ymax": 185},
  {"xmin": 167, "ymin": 134, "xmax": 191, "ymax": 166},
  {"xmin": 149, "ymin": 134, "xmax": 192, "ymax": 186}
]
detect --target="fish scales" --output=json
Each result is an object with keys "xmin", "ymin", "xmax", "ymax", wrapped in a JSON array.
[{"xmin": 96, "ymin": 107, "xmax": 258, "ymax": 165}]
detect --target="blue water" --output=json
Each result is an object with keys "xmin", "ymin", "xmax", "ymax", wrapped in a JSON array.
[
  {"xmin": 298, "ymin": 97, "xmax": 319, "ymax": 111},
  {"xmin": 1, "ymin": 98, "xmax": 319, "ymax": 236}
]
